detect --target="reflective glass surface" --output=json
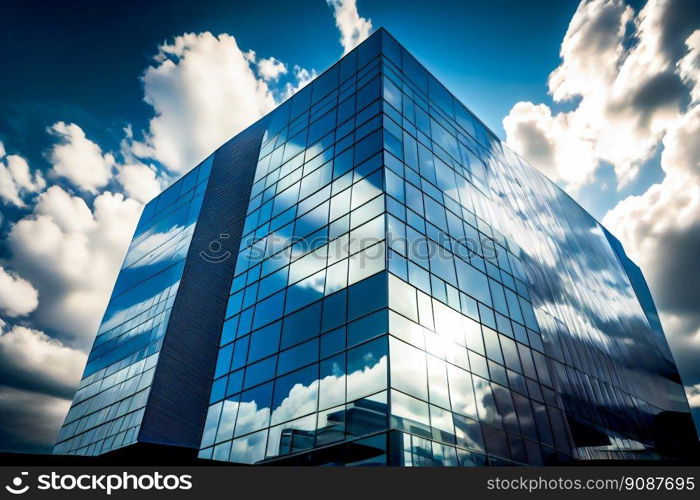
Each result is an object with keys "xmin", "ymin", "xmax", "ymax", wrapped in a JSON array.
[
  {"xmin": 203, "ymin": 30, "xmax": 694, "ymax": 465},
  {"xmin": 54, "ymin": 157, "xmax": 214, "ymax": 455},
  {"xmin": 56, "ymin": 29, "xmax": 693, "ymax": 464},
  {"xmin": 200, "ymin": 39, "xmax": 392, "ymax": 463}
]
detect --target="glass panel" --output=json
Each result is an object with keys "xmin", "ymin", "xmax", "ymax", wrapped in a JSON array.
[
  {"xmin": 346, "ymin": 336, "xmax": 388, "ymax": 401},
  {"xmin": 391, "ymin": 390, "xmax": 431, "ymax": 438},
  {"xmin": 389, "ymin": 336, "xmax": 428, "ymax": 400}
]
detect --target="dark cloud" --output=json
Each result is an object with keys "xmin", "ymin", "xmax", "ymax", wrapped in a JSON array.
[
  {"xmin": 625, "ymin": 71, "xmax": 690, "ymax": 125},
  {"xmin": 653, "ymin": 0, "xmax": 700, "ymax": 62},
  {"xmin": 663, "ymin": 312, "xmax": 700, "ymax": 386},
  {"xmin": 0, "ymin": 386, "xmax": 69, "ymax": 453},
  {"xmin": 0, "ymin": 363, "xmax": 77, "ymax": 401},
  {"xmin": 649, "ymin": 224, "xmax": 700, "ymax": 315}
]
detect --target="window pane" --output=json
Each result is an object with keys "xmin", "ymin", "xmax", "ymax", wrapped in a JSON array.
[
  {"xmin": 390, "ymin": 390, "xmax": 431, "ymax": 438},
  {"xmin": 319, "ymin": 354, "xmax": 346, "ymax": 410},
  {"xmin": 389, "ymin": 337, "xmax": 428, "ymax": 400},
  {"xmin": 271, "ymin": 364, "xmax": 319, "ymax": 426},
  {"xmin": 346, "ymin": 336, "xmax": 388, "ymax": 401},
  {"xmin": 447, "ymin": 365, "xmax": 477, "ymax": 419},
  {"xmin": 427, "ymin": 355, "xmax": 451, "ymax": 409}
]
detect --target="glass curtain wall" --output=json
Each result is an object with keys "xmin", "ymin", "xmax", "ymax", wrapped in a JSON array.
[{"xmin": 54, "ymin": 157, "xmax": 214, "ymax": 455}]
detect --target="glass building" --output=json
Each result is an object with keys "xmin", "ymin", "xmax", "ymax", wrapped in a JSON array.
[{"xmin": 56, "ymin": 29, "xmax": 697, "ymax": 465}]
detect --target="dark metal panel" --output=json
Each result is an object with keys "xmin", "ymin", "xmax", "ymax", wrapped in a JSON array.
[{"xmin": 138, "ymin": 117, "xmax": 268, "ymax": 448}]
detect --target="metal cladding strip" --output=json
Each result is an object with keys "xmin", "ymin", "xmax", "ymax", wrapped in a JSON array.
[{"xmin": 138, "ymin": 116, "xmax": 269, "ymax": 448}]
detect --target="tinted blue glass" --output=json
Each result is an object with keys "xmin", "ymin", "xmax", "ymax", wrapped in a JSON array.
[
  {"xmin": 322, "ymin": 290, "xmax": 347, "ymax": 332},
  {"xmin": 320, "ymin": 327, "xmax": 346, "ymax": 359},
  {"xmin": 277, "ymin": 339, "xmax": 319, "ymax": 375},
  {"xmin": 271, "ymin": 364, "xmax": 319, "ymax": 421},
  {"xmin": 281, "ymin": 303, "xmax": 322, "ymax": 349},
  {"xmin": 226, "ymin": 370, "xmax": 244, "ymax": 397},
  {"xmin": 348, "ymin": 272, "xmax": 386, "ymax": 320},
  {"xmin": 248, "ymin": 322, "xmax": 282, "ymax": 363},
  {"xmin": 347, "ymin": 309, "xmax": 388, "ymax": 347},
  {"xmin": 244, "ymin": 356, "xmax": 277, "ymax": 389},
  {"xmin": 198, "ymin": 30, "xmax": 695, "ymax": 466}
]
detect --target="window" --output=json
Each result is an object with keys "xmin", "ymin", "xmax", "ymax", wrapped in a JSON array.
[
  {"xmin": 427, "ymin": 355, "xmax": 450, "ymax": 409},
  {"xmin": 281, "ymin": 302, "xmax": 322, "ymax": 349},
  {"xmin": 319, "ymin": 354, "xmax": 345, "ymax": 410},
  {"xmin": 348, "ymin": 271, "xmax": 387, "ymax": 319},
  {"xmin": 235, "ymin": 382, "xmax": 273, "ymax": 437},
  {"xmin": 348, "ymin": 309, "xmax": 387, "ymax": 347},
  {"xmin": 248, "ymin": 322, "xmax": 282, "ymax": 363},
  {"xmin": 277, "ymin": 338, "xmax": 319, "ymax": 376},
  {"xmin": 271, "ymin": 364, "xmax": 319, "ymax": 425},
  {"xmin": 243, "ymin": 357, "xmax": 277, "ymax": 390},
  {"xmin": 346, "ymin": 336, "xmax": 388, "ymax": 400},
  {"xmin": 391, "ymin": 390, "xmax": 431, "ymax": 438},
  {"xmin": 447, "ymin": 365, "xmax": 477, "ymax": 419},
  {"xmin": 390, "ymin": 337, "xmax": 428, "ymax": 400},
  {"xmin": 348, "ymin": 243, "xmax": 385, "ymax": 285},
  {"xmin": 388, "ymin": 274, "xmax": 418, "ymax": 321}
]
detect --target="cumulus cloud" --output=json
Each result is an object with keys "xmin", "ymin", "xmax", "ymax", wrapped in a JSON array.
[
  {"xmin": 688, "ymin": 384, "xmax": 700, "ymax": 407},
  {"xmin": 0, "ymin": 323, "xmax": 86, "ymax": 398},
  {"xmin": 604, "ymin": 101, "xmax": 700, "ymax": 383},
  {"xmin": 0, "ymin": 146, "xmax": 46, "ymax": 207},
  {"xmin": 678, "ymin": 30, "xmax": 700, "ymax": 101},
  {"xmin": 504, "ymin": 0, "xmax": 699, "ymax": 190},
  {"xmin": 0, "ymin": 266, "xmax": 39, "ymax": 318},
  {"xmin": 503, "ymin": 102, "xmax": 598, "ymax": 186},
  {"xmin": 132, "ymin": 32, "xmax": 278, "ymax": 173},
  {"xmin": 115, "ymin": 162, "xmax": 163, "ymax": 204},
  {"xmin": 8, "ymin": 186, "xmax": 142, "ymax": 348},
  {"xmin": 283, "ymin": 65, "xmax": 318, "ymax": 99},
  {"xmin": 257, "ymin": 56, "xmax": 288, "ymax": 82},
  {"xmin": 503, "ymin": 0, "xmax": 700, "ymax": 399},
  {"xmin": 0, "ymin": 18, "xmax": 328, "ymax": 453},
  {"xmin": 48, "ymin": 122, "xmax": 115, "ymax": 193},
  {"xmin": 326, "ymin": 0, "xmax": 373, "ymax": 55}
]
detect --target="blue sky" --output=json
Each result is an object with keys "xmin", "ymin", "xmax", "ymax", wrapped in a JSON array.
[
  {"xmin": 0, "ymin": 0, "xmax": 699, "ymax": 452},
  {"xmin": 1, "ymin": 0, "xmax": 585, "ymax": 197},
  {"xmin": 0, "ymin": 0, "xmax": 657, "ymax": 222}
]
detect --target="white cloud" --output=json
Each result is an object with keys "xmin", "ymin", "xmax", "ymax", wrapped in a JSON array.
[
  {"xmin": 132, "ymin": 32, "xmax": 278, "ymax": 173},
  {"xmin": 504, "ymin": 0, "xmax": 700, "ymax": 394},
  {"xmin": 257, "ymin": 56, "xmax": 288, "ymax": 82},
  {"xmin": 503, "ymin": 102, "xmax": 598, "ymax": 186},
  {"xmin": 504, "ymin": 0, "xmax": 696, "ymax": 190},
  {"xmin": 8, "ymin": 186, "xmax": 142, "ymax": 348},
  {"xmin": 603, "ymin": 102, "xmax": 700, "ymax": 382},
  {"xmin": 48, "ymin": 122, "xmax": 115, "ymax": 193},
  {"xmin": 548, "ymin": 0, "xmax": 633, "ymax": 101},
  {"xmin": 0, "ymin": 266, "xmax": 39, "ymax": 317},
  {"xmin": 0, "ymin": 323, "xmax": 86, "ymax": 397},
  {"xmin": 326, "ymin": 0, "xmax": 373, "ymax": 55},
  {"xmin": 603, "ymin": 104, "xmax": 700, "ymax": 304},
  {"xmin": 678, "ymin": 30, "xmax": 700, "ymax": 102},
  {"xmin": 283, "ymin": 65, "xmax": 318, "ymax": 99},
  {"xmin": 0, "ymin": 148, "xmax": 46, "ymax": 207},
  {"xmin": 687, "ymin": 383, "xmax": 700, "ymax": 407},
  {"xmin": 115, "ymin": 162, "xmax": 163, "ymax": 204}
]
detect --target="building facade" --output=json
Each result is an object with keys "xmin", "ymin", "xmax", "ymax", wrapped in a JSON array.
[{"xmin": 56, "ymin": 29, "xmax": 697, "ymax": 465}]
